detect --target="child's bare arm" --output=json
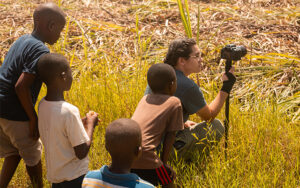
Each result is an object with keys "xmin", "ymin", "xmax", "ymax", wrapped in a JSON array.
[
  {"xmin": 73, "ymin": 112, "xmax": 98, "ymax": 160},
  {"xmin": 161, "ymin": 131, "xmax": 177, "ymax": 180},
  {"xmin": 15, "ymin": 73, "xmax": 39, "ymax": 139},
  {"xmin": 161, "ymin": 131, "xmax": 176, "ymax": 164}
]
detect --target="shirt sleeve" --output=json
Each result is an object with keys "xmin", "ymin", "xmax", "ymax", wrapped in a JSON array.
[
  {"xmin": 23, "ymin": 42, "xmax": 49, "ymax": 75},
  {"xmin": 65, "ymin": 107, "xmax": 90, "ymax": 147},
  {"xmin": 166, "ymin": 99, "xmax": 184, "ymax": 132},
  {"xmin": 181, "ymin": 85, "xmax": 207, "ymax": 115}
]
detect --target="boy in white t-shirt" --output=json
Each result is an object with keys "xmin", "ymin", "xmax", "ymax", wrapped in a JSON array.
[{"xmin": 37, "ymin": 53, "xmax": 99, "ymax": 188}]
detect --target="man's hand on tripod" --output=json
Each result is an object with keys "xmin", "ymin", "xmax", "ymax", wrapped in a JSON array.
[
  {"xmin": 195, "ymin": 67, "xmax": 236, "ymax": 123},
  {"xmin": 221, "ymin": 67, "xmax": 236, "ymax": 94}
]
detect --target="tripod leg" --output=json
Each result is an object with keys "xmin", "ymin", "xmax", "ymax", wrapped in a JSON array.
[{"xmin": 224, "ymin": 94, "xmax": 230, "ymax": 159}]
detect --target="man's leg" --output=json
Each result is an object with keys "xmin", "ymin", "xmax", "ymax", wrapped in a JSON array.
[
  {"xmin": 173, "ymin": 119, "xmax": 225, "ymax": 161},
  {"xmin": 26, "ymin": 160, "xmax": 43, "ymax": 188},
  {"xmin": 0, "ymin": 155, "xmax": 21, "ymax": 188},
  {"xmin": 190, "ymin": 119, "xmax": 224, "ymax": 156}
]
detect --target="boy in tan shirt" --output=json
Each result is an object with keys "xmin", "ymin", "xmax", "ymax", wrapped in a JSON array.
[{"xmin": 131, "ymin": 63, "xmax": 184, "ymax": 187}]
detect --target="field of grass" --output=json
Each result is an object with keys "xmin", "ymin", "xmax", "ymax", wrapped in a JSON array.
[{"xmin": 0, "ymin": 0, "xmax": 299, "ymax": 187}]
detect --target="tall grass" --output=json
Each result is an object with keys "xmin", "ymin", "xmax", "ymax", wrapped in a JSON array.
[
  {"xmin": 3, "ymin": 23, "xmax": 299, "ymax": 188},
  {"xmin": 0, "ymin": 0, "xmax": 299, "ymax": 187},
  {"xmin": 177, "ymin": 0, "xmax": 192, "ymax": 38}
]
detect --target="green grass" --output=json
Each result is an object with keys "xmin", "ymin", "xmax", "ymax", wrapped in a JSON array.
[
  {"xmin": 0, "ymin": 0, "xmax": 299, "ymax": 187},
  {"xmin": 2, "ymin": 40, "xmax": 299, "ymax": 187}
]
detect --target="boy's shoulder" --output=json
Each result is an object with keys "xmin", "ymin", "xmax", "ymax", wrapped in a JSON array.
[
  {"xmin": 39, "ymin": 99, "xmax": 79, "ymax": 115},
  {"xmin": 145, "ymin": 94, "xmax": 181, "ymax": 107},
  {"xmin": 60, "ymin": 102, "xmax": 81, "ymax": 118},
  {"xmin": 84, "ymin": 168, "xmax": 102, "ymax": 179},
  {"xmin": 83, "ymin": 166, "xmax": 154, "ymax": 188},
  {"xmin": 168, "ymin": 95, "xmax": 181, "ymax": 105},
  {"xmin": 61, "ymin": 101, "xmax": 79, "ymax": 111},
  {"xmin": 14, "ymin": 34, "xmax": 48, "ymax": 50}
]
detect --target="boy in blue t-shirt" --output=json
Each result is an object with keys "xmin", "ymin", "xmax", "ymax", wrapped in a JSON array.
[
  {"xmin": 82, "ymin": 118, "xmax": 154, "ymax": 188},
  {"xmin": 0, "ymin": 3, "xmax": 65, "ymax": 187}
]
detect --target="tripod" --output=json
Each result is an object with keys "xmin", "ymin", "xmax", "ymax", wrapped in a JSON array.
[{"xmin": 224, "ymin": 59, "xmax": 232, "ymax": 159}]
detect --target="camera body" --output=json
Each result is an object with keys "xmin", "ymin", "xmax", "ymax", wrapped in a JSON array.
[{"xmin": 221, "ymin": 44, "xmax": 247, "ymax": 61}]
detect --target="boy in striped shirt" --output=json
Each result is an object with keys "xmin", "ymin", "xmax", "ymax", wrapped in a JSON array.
[{"xmin": 82, "ymin": 118, "xmax": 154, "ymax": 188}]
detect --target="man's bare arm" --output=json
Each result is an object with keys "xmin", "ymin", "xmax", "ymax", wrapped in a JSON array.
[
  {"xmin": 196, "ymin": 67, "xmax": 235, "ymax": 122},
  {"xmin": 196, "ymin": 91, "xmax": 228, "ymax": 122}
]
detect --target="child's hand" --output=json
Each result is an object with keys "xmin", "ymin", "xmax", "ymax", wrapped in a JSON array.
[
  {"xmin": 86, "ymin": 111, "xmax": 99, "ymax": 127},
  {"xmin": 165, "ymin": 164, "xmax": 176, "ymax": 180},
  {"xmin": 82, "ymin": 116, "xmax": 87, "ymax": 125}
]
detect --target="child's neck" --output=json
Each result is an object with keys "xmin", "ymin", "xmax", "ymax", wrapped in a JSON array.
[
  {"xmin": 152, "ymin": 91, "xmax": 170, "ymax": 95},
  {"xmin": 45, "ymin": 87, "xmax": 65, "ymax": 101},
  {"xmin": 32, "ymin": 30, "xmax": 46, "ymax": 43},
  {"xmin": 109, "ymin": 159, "xmax": 133, "ymax": 174}
]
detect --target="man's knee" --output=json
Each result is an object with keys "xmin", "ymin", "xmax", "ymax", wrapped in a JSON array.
[{"xmin": 210, "ymin": 119, "xmax": 225, "ymax": 140}]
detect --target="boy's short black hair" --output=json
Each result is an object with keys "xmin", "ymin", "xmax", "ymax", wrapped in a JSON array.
[
  {"xmin": 105, "ymin": 118, "xmax": 141, "ymax": 158},
  {"xmin": 164, "ymin": 38, "xmax": 196, "ymax": 67},
  {"xmin": 33, "ymin": 2, "xmax": 66, "ymax": 28},
  {"xmin": 37, "ymin": 53, "xmax": 69, "ymax": 85},
  {"xmin": 147, "ymin": 63, "xmax": 176, "ymax": 93}
]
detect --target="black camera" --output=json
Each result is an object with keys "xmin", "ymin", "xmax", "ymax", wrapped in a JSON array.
[{"xmin": 221, "ymin": 44, "xmax": 247, "ymax": 61}]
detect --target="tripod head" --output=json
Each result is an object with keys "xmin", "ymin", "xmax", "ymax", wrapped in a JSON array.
[{"xmin": 221, "ymin": 44, "xmax": 247, "ymax": 72}]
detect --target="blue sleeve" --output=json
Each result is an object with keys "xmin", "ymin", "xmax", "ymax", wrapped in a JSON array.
[
  {"xmin": 23, "ymin": 43, "xmax": 49, "ymax": 75},
  {"xmin": 181, "ymin": 85, "xmax": 207, "ymax": 115}
]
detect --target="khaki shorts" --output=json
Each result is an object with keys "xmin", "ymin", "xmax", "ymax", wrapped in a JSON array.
[{"xmin": 0, "ymin": 118, "xmax": 42, "ymax": 166}]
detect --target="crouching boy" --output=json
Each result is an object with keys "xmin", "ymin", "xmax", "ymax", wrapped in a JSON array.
[
  {"xmin": 82, "ymin": 118, "xmax": 154, "ymax": 188},
  {"xmin": 37, "ymin": 53, "xmax": 98, "ymax": 187},
  {"xmin": 131, "ymin": 64, "xmax": 184, "ymax": 187}
]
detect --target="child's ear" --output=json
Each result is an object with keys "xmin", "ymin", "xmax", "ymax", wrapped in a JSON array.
[
  {"xmin": 61, "ymin": 71, "xmax": 67, "ymax": 81},
  {"xmin": 48, "ymin": 20, "xmax": 55, "ymax": 31},
  {"xmin": 135, "ymin": 146, "xmax": 142, "ymax": 158},
  {"xmin": 167, "ymin": 81, "xmax": 175, "ymax": 94},
  {"xmin": 170, "ymin": 81, "xmax": 175, "ymax": 88}
]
